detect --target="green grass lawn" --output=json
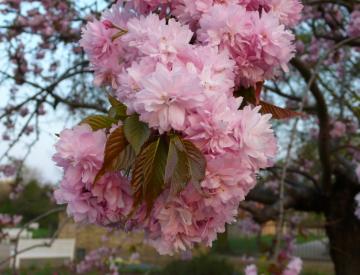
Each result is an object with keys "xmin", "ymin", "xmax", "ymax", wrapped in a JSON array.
[
  {"xmin": 213, "ymin": 234, "xmax": 325, "ymax": 256},
  {"xmin": 31, "ymin": 228, "xmax": 51, "ymax": 238}
]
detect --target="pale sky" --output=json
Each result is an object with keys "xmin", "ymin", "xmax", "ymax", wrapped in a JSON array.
[
  {"xmin": 0, "ymin": 108, "xmax": 74, "ymax": 184},
  {"xmin": 0, "ymin": 0, "xmax": 113, "ymax": 184}
]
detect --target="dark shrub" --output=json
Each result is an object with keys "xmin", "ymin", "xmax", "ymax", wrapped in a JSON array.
[{"xmin": 152, "ymin": 254, "xmax": 237, "ymax": 275}]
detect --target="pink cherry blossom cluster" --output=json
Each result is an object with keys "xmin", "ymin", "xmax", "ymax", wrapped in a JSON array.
[
  {"xmin": 0, "ymin": 164, "xmax": 17, "ymax": 178},
  {"xmin": 53, "ymin": 125, "xmax": 133, "ymax": 226},
  {"xmin": 75, "ymin": 247, "xmax": 119, "ymax": 274},
  {"xmin": 0, "ymin": 213, "xmax": 22, "ymax": 227},
  {"xmin": 238, "ymin": 217, "xmax": 261, "ymax": 236},
  {"xmin": 245, "ymin": 264, "xmax": 258, "ymax": 275},
  {"xmin": 0, "ymin": 213, "xmax": 22, "ymax": 240},
  {"xmin": 330, "ymin": 119, "xmax": 358, "ymax": 138},
  {"xmin": 80, "ymin": 0, "xmax": 301, "ymax": 89},
  {"xmin": 54, "ymin": 0, "xmax": 302, "ymax": 255},
  {"xmin": 282, "ymin": 257, "xmax": 303, "ymax": 275},
  {"xmin": 244, "ymin": 257, "xmax": 302, "ymax": 275}
]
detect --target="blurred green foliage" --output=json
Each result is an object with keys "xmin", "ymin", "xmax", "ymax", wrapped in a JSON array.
[
  {"xmin": 150, "ymin": 254, "xmax": 238, "ymax": 275},
  {"xmin": 0, "ymin": 180, "xmax": 58, "ymax": 231},
  {"xmin": 31, "ymin": 228, "xmax": 51, "ymax": 238}
]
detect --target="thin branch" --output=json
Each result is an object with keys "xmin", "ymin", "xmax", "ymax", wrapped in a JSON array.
[
  {"xmin": 11, "ymin": 216, "xmax": 70, "ymax": 273},
  {"xmin": 0, "ymin": 207, "xmax": 65, "ymax": 269},
  {"xmin": 270, "ymin": 166, "xmax": 319, "ymax": 188},
  {"xmin": 264, "ymin": 84, "xmax": 301, "ymax": 102}
]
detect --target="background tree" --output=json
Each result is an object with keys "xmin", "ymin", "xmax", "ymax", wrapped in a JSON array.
[{"xmin": 0, "ymin": 179, "xmax": 58, "ymax": 231}]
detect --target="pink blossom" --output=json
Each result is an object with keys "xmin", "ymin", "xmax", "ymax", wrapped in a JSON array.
[
  {"xmin": 0, "ymin": 214, "xmax": 22, "ymax": 226},
  {"xmin": 80, "ymin": 19, "xmax": 124, "ymax": 87},
  {"xmin": 19, "ymin": 107, "xmax": 29, "ymax": 117},
  {"xmin": 245, "ymin": 264, "xmax": 258, "ymax": 275},
  {"xmin": 125, "ymin": 14, "xmax": 193, "ymax": 63},
  {"xmin": 0, "ymin": 164, "xmax": 17, "ymax": 177},
  {"xmin": 114, "ymin": 57, "xmax": 156, "ymax": 113},
  {"xmin": 76, "ymin": 247, "xmax": 118, "ymax": 274},
  {"xmin": 53, "ymin": 124, "xmax": 106, "ymax": 185},
  {"xmin": 134, "ymin": 63, "xmax": 205, "ymax": 132},
  {"xmin": 178, "ymin": 46, "xmax": 236, "ymax": 95},
  {"xmin": 201, "ymin": 154, "xmax": 255, "ymax": 205},
  {"xmin": 185, "ymin": 94, "xmax": 240, "ymax": 154},
  {"xmin": 330, "ymin": 121, "xmax": 346, "ymax": 138},
  {"xmin": 55, "ymin": 0, "xmax": 293, "ymax": 255},
  {"xmin": 53, "ymin": 125, "xmax": 133, "ymax": 225},
  {"xmin": 282, "ymin": 257, "xmax": 303, "ymax": 275},
  {"xmin": 142, "ymin": 152, "xmax": 258, "ymax": 255},
  {"xmin": 144, "ymin": 182, "xmax": 237, "ymax": 255},
  {"xmin": 269, "ymin": 0, "xmax": 303, "ymax": 27},
  {"xmin": 173, "ymin": 0, "xmax": 239, "ymax": 29},
  {"xmin": 80, "ymin": 3, "xmax": 135, "ymax": 88},
  {"xmin": 2, "ymin": 134, "xmax": 10, "ymax": 141},
  {"xmin": 102, "ymin": 1, "xmax": 133, "ymax": 28},
  {"xmin": 238, "ymin": 217, "xmax": 261, "ymax": 236},
  {"xmin": 80, "ymin": 19, "xmax": 116, "ymax": 61},
  {"xmin": 348, "ymin": 10, "xmax": 360, "ymax": 37},
  {"xmin": 128, "ymin": 0, "xmax": 172, "ymax": 16},
  {"xmin": 264, "ymin": 180, "xmax": 279, "ymax": 194},
  {"xmin": 198, "ymin": 4, "xmax": 295, "ymax": 86},
  {"xmin": 37, "ymin": 104, "xmax": 46, "ymax": 115},
  {"xmin": 235, "ymin": 105, "xmax": 277, "ymax": 169}
]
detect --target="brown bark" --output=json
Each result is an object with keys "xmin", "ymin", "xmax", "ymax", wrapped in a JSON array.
[{"xmin": 325, "ymin": 175, "xmax": 360, "ymax": 275}]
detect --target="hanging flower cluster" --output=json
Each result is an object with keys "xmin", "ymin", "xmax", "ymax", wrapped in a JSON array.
[{"xmin": 53, "ymin": 0, "xmax": 302, "ymax": 255}]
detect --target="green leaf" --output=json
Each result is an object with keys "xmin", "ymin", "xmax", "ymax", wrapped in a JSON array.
[
  {"xmin": 108, "ymin": 95, "xmax": 123, "ymax": 107},
  {"xmin": 94, "ymin": 127, "xmax": 128, "ymax": 183},
  {"xmin": 108, "ymin": 96, "xmax": 127, "ymax": 120},
  {"xmin": 123, "ymin": 115, "xmax": 151, "ymax": 154},
  {"xmin": 131, "ymin": 136, "xmax": 168, "ymax": 214},
  {"xmin": 164, "ymin": 135, "xmax": 191, "ymax": 196},
  {"xmin": 81, "ymin": 115, "xmax": 117, "ymax": 131},
  {"xmin": 109, "ymin": 106, "xmax": 127, "ymax": 120}
]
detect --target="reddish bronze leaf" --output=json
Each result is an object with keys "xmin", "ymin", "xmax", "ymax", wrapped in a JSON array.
[
  {"xmin": 94, "ymin": 127, "xmax": 128, "ymax": 183},
  {"xmin": 181, "ymin": 139, "xmax": 206, "ymax": 184},
  {"xmin": 164, "ymin": 135, "xmax": 191, "ymax": 196},
  {"xmin": 131, "ymin": 136, "xmax": 168, "ymax": 214},
  {"xmin": 259, "ymin": 101, "xmax": 302, "ymax": 119},
  {"xmin": 235, "ymin": 86, "xmax": 302, "ymax": 119},
  {"xmin": 255, "ymin": 81, "xmax": 264, "ymax": 105}
]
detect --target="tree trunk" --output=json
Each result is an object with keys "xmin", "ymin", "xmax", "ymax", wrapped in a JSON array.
[{"xmin": 325, "ymin": 176, "xmax": 360, "ymax": 275}]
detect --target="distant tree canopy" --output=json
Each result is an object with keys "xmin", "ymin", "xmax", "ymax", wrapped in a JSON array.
[{"xmin": 0, "ymin": 179, "xmax": 58, "ymax": 230}]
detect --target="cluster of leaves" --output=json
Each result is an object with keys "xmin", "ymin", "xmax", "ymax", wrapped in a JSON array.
[
  {"xmin": 81, "ymin": 96, "xmax": 206, "ymax": 215},
  {"xmin": 81, "ymin": 84, "xmax": 301, "ymax": 215}
]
